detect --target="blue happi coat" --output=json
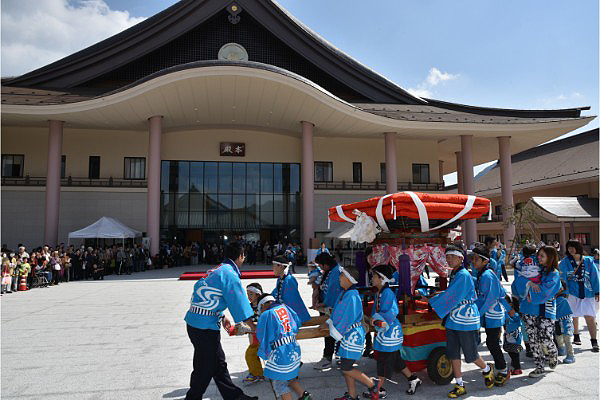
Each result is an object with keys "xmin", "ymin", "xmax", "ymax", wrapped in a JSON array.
[
  {"xmin": 327, "ymin": 286, "xmax": 365, "ymax": 360},
  {"xmin": 555, "ymin": 295, "xmax": 574, "ymax": 336},
  {"xmin": 559, "ymin": 256, "xmax": 600, "ymax": 299},
  {"xmin": 372, "ymin": 285, "xmax": 403, "ymax": 352},
  {"xmin": 272, "ymin": 273, "xmax": 311, "ymax": 324},
  {"xmin": 474, "ymin": 267, "xmax": 507, "ymax": 328},
  {"xmin": 504, "ymin": 312, "xmax": 523, "ymax": 346},
  {"xmin": 429, "ymin": 266, "xmax": 480, "ymax": 331},
  {"xmin": 321, "ymin": 264, "xmax": 342, "ymax": 308},
  {"xmin": 490, "ymin": 249, "xmax": 504, "ymax": 278},
  {"xmin": 184, "ymin": 259, "xmax": 254, "ymax": 330},
  {"xmin": 256, "ymin": 303, "xmax": 302, "ymax": 381},
  {"xmin": 513, "ymin": 269, "xmax": 561, "ymax": 319}
]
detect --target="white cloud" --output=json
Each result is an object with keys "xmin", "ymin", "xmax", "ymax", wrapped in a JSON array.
[
  {"xmin": 407, "ymin": 67, "xmax": 458, "ymax": 99},
  {"xmin": 426, "ymin": 67, "xmax": 458, "ymax": 86},
  {"xmin": 1, "ymin": 0, "xmax": 146, "ymax": 77}
]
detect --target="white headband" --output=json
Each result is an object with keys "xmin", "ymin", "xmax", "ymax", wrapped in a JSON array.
[
  {"xmin": 446, "ymin": 250, "xmax": 464, "ymax": 259},
  {"xmin": 475, "ymin": 253, "xmax": 489, "ymax": 261},
  {"xmin": 339, "ymin": 266, "xmax": 358, "ymax": 285},
  {"xmin": 257, "ymin": 295, "xmax": 276, "ymax": 313},
  {"xmin": 246, "ymin": 286, "xmax": 262, "ymax": 295},
  {"xmin": 375, "ymin": 271, "xmax": 392, "ymax": 284}
]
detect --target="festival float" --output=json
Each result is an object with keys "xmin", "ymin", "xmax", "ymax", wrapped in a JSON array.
[{"xmin": 297, "ymin": 192, "xmax": 492, "ymax": 385}]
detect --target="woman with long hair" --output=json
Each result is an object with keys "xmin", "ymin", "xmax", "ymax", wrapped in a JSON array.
[
  {"xmin": 513, "ymin": 245, "xmax": 562, "ymax": 378},
  {"xmin": 558, "ymin": 239, "xmax": 599, "ymax": 352}
]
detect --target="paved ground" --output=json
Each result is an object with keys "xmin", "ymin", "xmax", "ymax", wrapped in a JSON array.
[{"xmin": 1, "ymin": 265, "xmax": 598, "ymax": 400}]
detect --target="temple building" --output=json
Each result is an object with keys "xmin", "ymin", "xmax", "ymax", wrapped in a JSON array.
[{"xmin": 1, "ymin": 0, "xmax": 594, "ymax": 255}]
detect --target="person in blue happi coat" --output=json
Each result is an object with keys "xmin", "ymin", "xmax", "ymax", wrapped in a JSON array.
[
  {"xmin": 502, "ymin": 295, "xmax": 523, "ymax": 376},
  {"xmin": 554, "ymin": 281, "xmax": 575, "ymax": 363},
  {"xmin": 320, "ymin": 264, "xmax": 379, "ymax": 400},
  {"xmin": 485, "ymin": 236, "xmax": 507, "ymax": 281},
  {"xmin": 429, "ymin": 244, "xmax": 495, "ymax": 398},
  {"xmin": 368, "ymin": 264, "xmax": 421, "ymax": 398},
  {"xmin": 313, "ymin": 252, "xmax": 343, "ymax": 370},
  {"xmin": 558, "ymin": 239, "xmax": 600, "ymax": 352},
  {"xmin": 512, "ymin": 245, "xmax": 561, "ymax": 378},
  {"xmin": 271, "ymin": 255, "xmax": 311, "ymax": 324},
  {"xmin": 471, "ymin": 244, "xmax": 509, "ymax": 386},
  {"xmin": 255, "ymin": 294, "xmax": 312, "ymax": 400},
  {"xmin": 184, "ymin": 242, "xmax": 257, "ymax": 400}
]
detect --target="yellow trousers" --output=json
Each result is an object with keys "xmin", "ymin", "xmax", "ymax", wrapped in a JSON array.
[{"xmin": 245, "ymin": 343, "xmax": 263, "ymax": 377}]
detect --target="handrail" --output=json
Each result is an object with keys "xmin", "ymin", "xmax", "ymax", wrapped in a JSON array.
[
  {"xmin": 2, "ymin": 176, "xmax": 147, "ymax": 188},
  {"xmin": 314, "ymin": 180, "xmax": 444, "ymax": 191}
]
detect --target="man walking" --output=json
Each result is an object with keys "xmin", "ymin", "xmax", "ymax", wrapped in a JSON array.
[{"xmin": 184, "ymin": 242, "xmax": 258, "ymax": 400}]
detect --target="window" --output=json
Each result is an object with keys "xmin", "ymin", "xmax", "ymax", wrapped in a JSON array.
[
  {"xmin": 575, "ymin": 233, "xmax": 590, "ymax": 245},
  {"xmin": 412, "ymin": 163, "xmax": 430, "ymax": 184},
  {"xmin": 124, "ymin": 157, "xmax": 146, "ymax": 179},
  {"xmin": 380, "ymin": 163, "xmax": 386, "ymax": 183},
  {"xmin": 1, "ymin": 154, "xmax": 24, "ymax": 177},
  {"xmin": 494, "ymin": 205, "xmax": 503, "ymax": 216},
  {"xmin": 88, "ymin": 156, "xmax": 100, "ymax": 179},
  {"xmin": 352, "ymin": 162, "xmax": 362, "ymax": 183},
  {"xmin": 61, "ymin": 155, "xmax": 66, "ymax": 179},
  {"xmin": 314, "ymin": 162, "xmax": 333, "ymax": 182}
]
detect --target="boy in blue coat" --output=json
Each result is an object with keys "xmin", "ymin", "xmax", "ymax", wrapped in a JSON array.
[
  {"xmin": 321, "ymin": 265, "xmax": 379, "ymax": 400},
  {"xmin": 472, "ymin": 244, "xmax": 509, "ymax": 386},
  {"xmin": 429, "ymin": 245, "xmax": 495, "ymax": 398},
  {"xmin": 555, "ymin": 281, "xmax": 575, "ymax": 363},
  {"xmin": 256, "ymin": 294, "xmax": 311, "ymax": 400},
  {"xmin": 272, "ymin": 255, "xmax": 311, "ymax": 324},
  {"xmin": 366, "ymin": 264, "xmax": 421, "ymax": 398}
]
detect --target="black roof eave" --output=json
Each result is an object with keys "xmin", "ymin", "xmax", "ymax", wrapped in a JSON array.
[{"xmin": 424, "ymin": 98, "xmax": 589, "ymax": 118}]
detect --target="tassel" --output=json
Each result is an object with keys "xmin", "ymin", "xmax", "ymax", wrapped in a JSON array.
[{"xmin": 488, "ymin": 200, "xmax": 492, "ymax": 221}]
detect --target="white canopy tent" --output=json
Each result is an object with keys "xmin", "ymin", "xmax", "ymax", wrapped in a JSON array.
[{"xmin": 67, "ymin": 217, "xmax": 142, "ymax": 246}]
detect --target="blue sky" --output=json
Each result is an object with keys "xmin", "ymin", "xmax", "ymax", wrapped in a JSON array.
[{"xmin": 3, "ymin": 0, "xmax": 598, "ymax": 183}]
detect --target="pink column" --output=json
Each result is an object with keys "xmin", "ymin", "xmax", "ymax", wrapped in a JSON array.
[
  {"xmin": 461, "ymin": 135, "xmax": 477, "ymax": 245},
  {"xmin": 498, "ymin": 136, "xmax": 515, "ymax": 248},
  {"xmin": 44, "ymin": 120, "xmax": 64, "ymax": 246},
  {"xmin": 147, "ymin": 116, "xmax": 162, "ymax": 257},
  {"xmin": 560, "ymin": 221, "xmax": 567, "ymax": 254},
  {"xmin": 384, "ymin": 132, "xmax": 398, "ymax": 193},
  {"xmin": 455, "ymin": 151, "xmax": 464, "ymax": 194},
  {"xmin": 301, "ymin": 121, "xmax": 315, "ymax": 257}
]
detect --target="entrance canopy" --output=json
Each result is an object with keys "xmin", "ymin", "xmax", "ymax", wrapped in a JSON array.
[
  {"xmin": 68, "ymin": 217, "xmax": 142, "ymax": 240},
  {"xmin": 526, "ymin": 197, "xmax": 599, "ymax": 222}
]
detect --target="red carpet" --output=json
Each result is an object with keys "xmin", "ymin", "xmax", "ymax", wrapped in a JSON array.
[{"xmin": 179, "ymin": 269, "xmax": 276, "ymax": 280}]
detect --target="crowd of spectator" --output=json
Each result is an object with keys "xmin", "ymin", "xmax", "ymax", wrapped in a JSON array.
[{"xmin": 0, "ymin": 239, "xmax": 306, "ymax": 294}]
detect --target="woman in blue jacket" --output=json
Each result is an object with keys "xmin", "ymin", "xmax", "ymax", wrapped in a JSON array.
[
  {"xmin": 558, "ymin": 239, "xmax": 600, "ymax": 352},
  {"xmin": 513, "ymin": 245, "xmax": 561, "ymax": 378}
]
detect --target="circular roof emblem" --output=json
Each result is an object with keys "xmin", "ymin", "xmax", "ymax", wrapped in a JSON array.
[{"xmin": 218, "ymin": 43, "xmax": 248, "ymax": 61}]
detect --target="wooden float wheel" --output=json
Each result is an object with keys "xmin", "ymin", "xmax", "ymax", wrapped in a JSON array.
[{"xmin": 427, "ymin": 347, "xmax": 453, "ymax": 385}]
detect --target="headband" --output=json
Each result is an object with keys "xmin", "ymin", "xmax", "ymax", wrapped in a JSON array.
[
  {"xmin": 339, "ymin": 266, "xmax": 358, "ymax": 285},
  {"xmin": 272, "ymin": 260, "xmax": 291, "ymax": 275},
  {"xmin": 446, "ymin": 250, "xmax": 464, "ymax": 259},
  {"xmin": 246, "ymin": 286, "xmax": 263, "ymax": 295},
  {"xmin": 475, "ymin": 253, "xmax": 489, "ymax": 261},
  {"xmin": 375, "ymin": 271, "xmax": 392, "ymax": 284},
  {"xmin": 257, "ymin": 295, "xmax": 276, "ymax": 313}
]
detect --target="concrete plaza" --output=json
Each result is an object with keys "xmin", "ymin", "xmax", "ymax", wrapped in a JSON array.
[{"xmin": 1, "ymin": 265, "xmax": 598, "ymax": 400}]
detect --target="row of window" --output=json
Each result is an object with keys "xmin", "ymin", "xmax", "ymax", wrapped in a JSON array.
[
  {"xmin": 315, "ymin": 162, "xmax": 431, "ymax": 184},
  {"xmin": 2, "ymin": 154, "xmax": 431, "ymax": 184},
  {"xmin": 1, "ymin": 155, "xmax": 146, "ymax": 180}
]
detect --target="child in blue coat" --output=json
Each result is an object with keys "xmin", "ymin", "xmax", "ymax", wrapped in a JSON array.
[
  {"xmin": 472, "ymin": 244, "xmax": 509, "ymax": 386},
  {"xmin": 256, "ymin": 294, "xmax": 311, "ymax": 400},
  {"xmin": 502, "ymin": 296, "xmax": 523, "ymax": 376},
  {"xmin": 271, "ymin": 255, "xmax": 311, "ymax": 324},
  {"xmin": 366, "ymin": 264, "xmax": 421, "ymax": 398},
  {"xmin": 321, "ymin": 265, "xmax": 379, "ymax": 400},
  {"xmin": 555, "ymin": 281, "xmax": 575, "ymax": 363}
]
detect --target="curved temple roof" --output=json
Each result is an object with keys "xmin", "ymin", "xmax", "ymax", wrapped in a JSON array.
[{"xmin": 1, "ymin": 0, "xmax": 592, "ymax": 120}]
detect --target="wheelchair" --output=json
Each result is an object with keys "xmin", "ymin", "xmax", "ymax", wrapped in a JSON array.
[{"xmin": 32, "ymin": 271, "xmax": 50, "ymax": 288}]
